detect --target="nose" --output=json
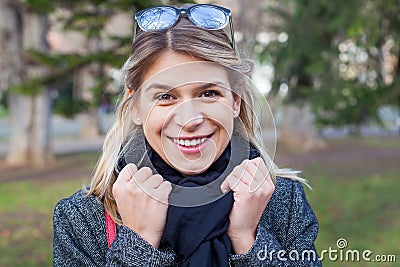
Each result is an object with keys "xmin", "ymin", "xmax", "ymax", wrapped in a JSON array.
[{"xmin": 173, "ymin": 100, "xmax": 204, "ymax": 132}]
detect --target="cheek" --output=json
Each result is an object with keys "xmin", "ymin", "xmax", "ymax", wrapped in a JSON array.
[
  {"xmin": 142, "ymin": 107, "xmax": 171, "ymax": 137},
  {"xmin": 203, "ymin": 102, "xmax": 235, "ymax": 131},
  {"xmin": 144, "ymin": 113, "xmax": 163, "ymax": 132},
  {"xmin": 143, "ymin": 115, "xmax": 164, "ymax": 150}
]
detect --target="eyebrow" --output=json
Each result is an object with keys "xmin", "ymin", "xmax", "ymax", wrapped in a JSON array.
[
  {"xmin": 144, "ymin": 81, "xmax": 230, "ymax": 92},
  {"xmin": 144, "ymin": 83, "xmax": 172, "ymax": 92}
]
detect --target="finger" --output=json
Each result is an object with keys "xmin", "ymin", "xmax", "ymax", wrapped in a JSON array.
[
  {"xmin": 221, "ymin": 174, "xmax": 233, "ymax": 193},
  {"xmin": 232, "ymin": 162, "xmax": 250, "ymax": 183},
  {"xmin": 158, "ymin": 181, "xmax": 173, "ymax": 194},
  {"xmin": 254, "ymin": 160, "xmax": 274, "ymax": 189},
  {"xmin": 254, "ymin": 158, "xmax": 275, "ymax": 187},
  {"xmin": 249, "ymin": 158, "xmax": 272, "ymax": 184},
  {"xmin": 143, "ymin": 174, "xmax": 164, "ymax": 189},
  {"xmin": 245, "ymin": 159, "xmax": 267, "ymax": 192},
  {"xmin": 253, "ymin": 161, "xmax": 274, "ymax": 189},
  {"xmin": 249, "ymin": 157, "xmax": 268, "ymax": 178},
  {"xmin": 118, "ymin": 163, "xmax": 138, "ymax": 182},
  {"xmin": 221, "ymin": 172, "xmax": 247, "ymax": 193},
  {"xmin": 232, "ymin": 160, "xmax": 256, "ymax": 186},
  {"xmin": 126, "ymin": 163, "xmax": 139, "ymax": 178},
  {"xmin": 132, "ymin": 167, "xmax": 153, "ymax": 183},
  {"xmin": 154, "ymin": 181, "xmax": 172, "ymax": 202},
  {"xmin": 249, "ymin": 178, "xmax": 264, "ymax": 194},
  {"xmin": 235, "ymin": 168, "xmax": 262, "ymax": 194},
  {"xmin": 221, "ymin": 166, "xmax": 241, "ymax": 193},
  {"xmin": 253, "ymin": 172, "xmax": 275, "ymax": 196}
]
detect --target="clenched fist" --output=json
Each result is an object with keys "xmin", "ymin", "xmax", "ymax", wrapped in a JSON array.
[
  {"xmin": 112, "ymin": 164, "xmax": 172, "ymax": 248},
  {"xmin": 221, "ymin": 158, "xmax": 275, "ymax": 254}
]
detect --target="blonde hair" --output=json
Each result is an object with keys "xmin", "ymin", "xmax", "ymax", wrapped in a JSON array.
[{"xmin": 86, "ymin": 17, "xmax": 307, "ymax": 224}]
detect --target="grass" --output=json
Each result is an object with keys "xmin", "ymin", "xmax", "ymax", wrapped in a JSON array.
[
  {"xmin": 329, "ymin": 136, "xmax": 400, "ymax": 150},
  {"xmin": 276, "ymin": 136, "xmax": 400, "ymax": 266},
  {"xmin": 306, "ymin": 168, "xmax": 399, "ymax": 266},
  {"xmin": 0, "ymin": 108, "xmax": 8, "ymax": 118},
  {"xmin": 0, "ymin": 178, "xmax": 89, "ymax": 267},
  {"xmin": 0, "ymin": 152, "xmax": 96, "ymax": 267},
  {"xmin": 0, "ymin": 137, "xmax": 399, "ymax": 266}
]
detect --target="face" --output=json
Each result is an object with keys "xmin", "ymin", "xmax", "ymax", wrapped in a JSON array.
[{"xmin": 132, "ymin": 51, "xmax": 241, "ymax": 175}]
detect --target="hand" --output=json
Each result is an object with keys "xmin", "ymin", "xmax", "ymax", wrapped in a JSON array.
[
  {"xmin": 112, "ymin": 164, "xmax": 172, "ymax": 248},
  {"xmin": 221, "ymin": 158, "xmax": 275, "ymax": 254}
]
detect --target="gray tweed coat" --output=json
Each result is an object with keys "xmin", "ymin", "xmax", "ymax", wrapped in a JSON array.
[{"xmin": 53, "ymin": 178, "xmax": 322, "ymax": 266}]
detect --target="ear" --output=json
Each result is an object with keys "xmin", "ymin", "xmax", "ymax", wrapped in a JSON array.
[
  {"xmin": 232, "ymin": 92, "xmax": 242, "ymax": 118},
  {"xmin": 131, "ymin": 106, "xmax": 142, "ymax": 125}
]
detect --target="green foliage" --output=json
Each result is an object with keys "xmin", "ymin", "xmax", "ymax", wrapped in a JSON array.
[
  {"xmin": 23, "ymin": 0, "xmax": 55, "ymax": 13},
  {"xmin": 10, "ymin": 78, "xmax": 46, "ymax": 96},
  {"xmin": 0, "ymin": 91, "xmax": 9, "ymax": 118},
  {"xmin": 0, "ymin": 90, "xmax": 8, "ymax": 109},
  {"xmin": 262, "ymin": 0, "xmax": 400, "ymax": 129},
  {"xmin": 53, "ymin": 81, "xmax": 89, "ymax": 118},
  {"xmin": 16, "ymin": 0, "xmax": 192, "ymax": 118}
]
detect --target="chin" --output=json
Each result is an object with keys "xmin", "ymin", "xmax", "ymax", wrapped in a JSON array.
[{"xmin": 173, "ymin": 163, "xmax": 211, "ymax": 176}]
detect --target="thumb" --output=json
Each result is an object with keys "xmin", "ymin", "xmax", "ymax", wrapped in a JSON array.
[
  {"xmin": 220, "ymin": 179, "xmax": 230, "ymax": 194},
  {"xmin": 220, "ymin": 175, "xmax": 237, "ymax": 193}
]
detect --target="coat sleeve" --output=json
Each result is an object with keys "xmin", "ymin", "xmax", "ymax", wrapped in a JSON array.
[
  {"xmin": 229, "ymin": 180, "xmax": 322, "ymax": 267},
  {"xmin": 53, "ymin": 196, "xmax": 177, "ymax": 267},
  {"xmin": 106, "ymin": 226, "xmax": 177, "ymax": 266}
]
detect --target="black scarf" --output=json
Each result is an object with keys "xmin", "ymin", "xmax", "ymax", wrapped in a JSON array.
[{"xmin": 116, "ymin": 131, "xmax": 260, "ymax": 266}]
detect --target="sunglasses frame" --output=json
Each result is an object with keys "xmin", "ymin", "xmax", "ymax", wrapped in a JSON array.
[{"xmin": 133, "ymin": 4, "xmax": 236, "ymax": 50}]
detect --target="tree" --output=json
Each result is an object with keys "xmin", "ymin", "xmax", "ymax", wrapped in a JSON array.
[
  {"xmin": 1, "ymin": 0, "xmax": 190, "ymax": 166},
  {"xmin": 0, "ymin": 1, "xmax": 52, "ymax": 166},
  {"xmin": 27, "ymin": 0, "xmax": 192, "ymax": 137},
  {"xmin": 261, "ymin": 0, "xmax": 400, "ymax": 133}
]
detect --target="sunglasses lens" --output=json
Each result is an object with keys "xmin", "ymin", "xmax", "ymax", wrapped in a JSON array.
[
  {"xmin": 138, "ymin": 7, "xmax": 177, "ymax": 31},
  {"xmin": 190, "ymin": 6, "xmax": 228, "ymax": 29}
]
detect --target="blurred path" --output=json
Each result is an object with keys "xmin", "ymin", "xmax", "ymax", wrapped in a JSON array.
[
  {"xmin": 0, "ymin": 136, "xmax": 104, "ymax": 157},
  {"xmin": 0, "ymin": 114, "xmax": 113, "ymax": 157}
]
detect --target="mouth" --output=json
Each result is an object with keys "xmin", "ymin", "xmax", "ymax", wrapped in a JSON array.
[{"xmin": 170, "ymin": 133, "xmax": 214, "ymax": 154}]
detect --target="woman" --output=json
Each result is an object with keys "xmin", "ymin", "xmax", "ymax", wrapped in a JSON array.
[{"xmin": 53, "ymin": 4, "xmax": 321, "ymax": 266}]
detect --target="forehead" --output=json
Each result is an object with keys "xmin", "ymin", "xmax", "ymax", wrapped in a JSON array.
[{"xmin": 140, "ymin": 51, "xmax": 229, "ymax": 90}]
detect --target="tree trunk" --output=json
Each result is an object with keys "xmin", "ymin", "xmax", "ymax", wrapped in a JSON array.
[
  {"xmin": 1, "ymin": 3, "xmax": 53, "ymax": 167},
  {"xmin": 76, "ymin": 38, "xmax": 102, "ymax": 139},
  {"xmin": 237, "ymin": 0, "xmax": 262, "ymax": 57},
  {"xmin": 7, "ymin": 93, "xmax": 30, "ymax": 165},
  {"xmin": 279, "ymin": 104, "xmax": 327, "ymax": 151},
  {"xmin": 7, "ymin": 90, "xmax": 52, "ymax": 166},
  {"xmin": 0, "ymin": 0, "xmax": 23, "ymax": 90}
]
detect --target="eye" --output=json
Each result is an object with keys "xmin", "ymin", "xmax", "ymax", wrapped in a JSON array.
[
  {"xmin": 200, "ymin": 89, "xmax": 221, "ymax": 98},
  {"xmin": 155, "ymin": 93, "xmax": 175, "ymax": 103}
]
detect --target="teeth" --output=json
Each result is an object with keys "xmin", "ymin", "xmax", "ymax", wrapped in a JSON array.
[{"xmin": 173, "ymin": 137, "xmax": 208, "ymax": 147}]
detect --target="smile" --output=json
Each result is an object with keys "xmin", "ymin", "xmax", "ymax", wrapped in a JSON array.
[
  {"xmin": 173, "ymin": 137, "xmax": 207, "ymax": 147},
  {"xmin": 170, "ymin": 134, "xmax": 213, "ymax": 155}
]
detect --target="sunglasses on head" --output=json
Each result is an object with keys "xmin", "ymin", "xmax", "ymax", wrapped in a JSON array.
[{"xmin": 134, "ymin": 4, "xmax": 235, "ymax": 50}]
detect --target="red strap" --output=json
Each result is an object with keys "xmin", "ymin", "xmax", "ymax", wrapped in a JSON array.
[{"xmin": 105, "ymin": 210, "xmax": 117, "ymax": 248}]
